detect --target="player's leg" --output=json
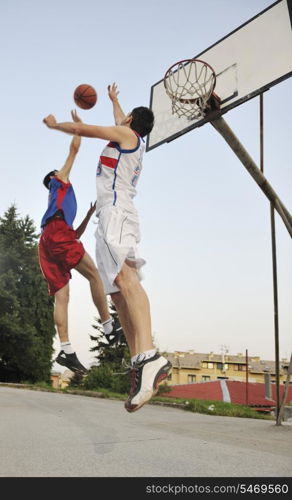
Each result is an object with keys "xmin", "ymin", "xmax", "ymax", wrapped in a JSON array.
[
  {"xmin": 114, "ymin": 262, "xmax": 172, "ymax": 413},
  {"xmin": 110, "ymin": 290, "xmax": 137, "ymax": 355},
  {"xmin": 54, "ymin": 283, "xmax": 87, "ymax": 374},
  {"xmin": 114, "ymin": 261, "xmax": 153, "ymax": 355},
  {"xmin": 54, "ymin": 283, "xmax": 70, "ymax": 343},
  {"xmin": 75, "ymin": 251, "xmax": 122, "ymax": 343},
  {"xmin": 39, "ymin": 220, "xmax": 87, "ymax": 373},
  {"xmin": 75, "ymin": 251, "xmax": 109, "ymax": 321},
  {"xmin": 93, "ymin": 205, "xmax": 171, "ymax": 410}
]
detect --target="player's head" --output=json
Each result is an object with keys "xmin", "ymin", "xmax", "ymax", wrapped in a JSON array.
[
  {"xmin": 43, "ymin": 170, "xmax": 58, "ymax": 189},
  {"xmin": 129, "ymin": 107, "xmax": 154, "ymax": 137}
]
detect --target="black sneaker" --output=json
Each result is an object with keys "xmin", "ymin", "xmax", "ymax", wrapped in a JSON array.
[
  {"xmin": 101, "ymin": 318, "xmax": 123, "ymax": 346},
  {"xmin": 55, "ymin": 351, "xmax": 87, "ymax": 374}
]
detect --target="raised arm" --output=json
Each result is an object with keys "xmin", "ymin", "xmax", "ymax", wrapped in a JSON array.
[
  {"xmin": 56, "ymin": 110, "xmax": 82, "ymax": 183},
  {"xmin": 108, "ymin": 83, "xmax": 126, "ymax": 125},
  {"xmin": 43, "ymin": 112, "xmax": 137, "ymax": 150},
  {"xmin": 75, "ymin": 201, "xmax": 96, "ymax": 239}
]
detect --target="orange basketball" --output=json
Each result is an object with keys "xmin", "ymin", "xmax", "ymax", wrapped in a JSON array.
[{"xmin": 73, "ymin": 84, "xmax": 97, "ymax": 110}]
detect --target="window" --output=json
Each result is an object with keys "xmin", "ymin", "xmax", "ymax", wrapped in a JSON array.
[
  {"xmin": 202, "ymin": 362, "xmax": 214, "ymax": 369},
  {"xmin": 202, "ymin": 375, "xmax": 210, "ymax": 382},
  {"xmin": 188, "ymin": 374, "xmax": 196, "ymax": 383},
  {"xmin": 233, "ymin": 364, "xmax": 244, "ymax": 371},
  {"xmin": 217, "ymin": 362, "xmax": 223, "ymax": 370}
]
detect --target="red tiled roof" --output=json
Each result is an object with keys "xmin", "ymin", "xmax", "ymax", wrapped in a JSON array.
[
  {"xmin": 161, "ymin": 381, "xmax": 223, "ymax": 402},
  {"xmin": 161, "ymin": 381, "xmax": 292, "ymax": 407},
  {"xmin": 226, "ymin": 381, "xmax": 292, "ymax": 406}
]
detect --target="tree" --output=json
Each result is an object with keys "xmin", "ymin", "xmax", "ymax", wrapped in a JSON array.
[
  {"xmin": 0, "ymin": 205, "xmax": 55, "ymax": 382},
  {"xmin": 81, "ymin": 300, "xmax": 131, "ymax": 393}
]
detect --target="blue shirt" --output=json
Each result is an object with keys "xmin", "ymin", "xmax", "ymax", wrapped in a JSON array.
[{"xmin": 41, "ymin": 176, "xmax": 77, "ymax": 229}]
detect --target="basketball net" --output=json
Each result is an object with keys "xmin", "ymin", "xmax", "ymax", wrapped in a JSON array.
[{"xmin": 164, "ymin": 59, "xmax": 217, "ymax": 120}]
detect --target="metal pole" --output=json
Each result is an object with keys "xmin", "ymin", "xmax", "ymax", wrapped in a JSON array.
[
  {"xmin": 260, "ymin": 94, "xmax": 264, "ymax": 173},
  {"xmin": 210, "ymin": 117, "xmax": 292, "ymax": 238},
  {"xmin": 259, "ymin": 93, "xmax": 281, "ymax": 424},
  {"xmin": 211, "ymin": 109, "xmax": 286, "ymax": 424},
  {"xmin": 270, "ymin": 204, "xmax": 281, "ymax": 425},
  {"xmin": 245, "ymin": 349, "xmax": 249, "ymax": 406}
]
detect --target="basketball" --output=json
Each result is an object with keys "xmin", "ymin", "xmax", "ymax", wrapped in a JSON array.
[{"xmin": 73, "ymin": 84, "xmax": 97, "ymax": 110}]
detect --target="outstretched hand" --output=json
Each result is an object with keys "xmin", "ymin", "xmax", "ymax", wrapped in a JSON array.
[
  {"xmin": 43, "ymin": 114, "xmax": 57, "ymax": 128},
  {"xmin": 108, "ymin": 82, "xmax": 120, "ymax": 102},
  {"xmin": 71, "ymin": 109, "xmax": 82, "ymax": 123},
  {"xmin": 87, "ymin": 201, "xmax": 97, "ymax": 219}
]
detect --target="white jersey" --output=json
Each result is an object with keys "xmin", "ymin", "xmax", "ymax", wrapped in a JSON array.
[{"xmin": 96, "ymin": 133, "xmax": 145, "ymax": 214}]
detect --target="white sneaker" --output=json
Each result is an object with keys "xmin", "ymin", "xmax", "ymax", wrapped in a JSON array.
[{"xmin": 125, "ymin": 353, "xmax": 172, "ymax": 413}]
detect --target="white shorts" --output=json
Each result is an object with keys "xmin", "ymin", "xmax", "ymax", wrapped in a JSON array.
[{"xmin": 95, "ymin": 205, "xmax": 146, "ymax": 294}]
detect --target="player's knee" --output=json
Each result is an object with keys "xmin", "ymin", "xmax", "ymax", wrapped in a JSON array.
[{"xmin": 115, "ymin": 267, "xmax": 138, "ymax": 295}]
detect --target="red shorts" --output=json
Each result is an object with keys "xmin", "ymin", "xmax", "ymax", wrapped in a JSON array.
[{"xmin": 38, "ymin": 219, "xmax": 85, "ymax": 295}]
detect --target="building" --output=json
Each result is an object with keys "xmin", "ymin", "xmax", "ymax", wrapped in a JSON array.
[
  {"xmin": 164, "ymin": 351, "xmax": 290, "ymax": 385},
  {"xmin": 50, "ymin": 369, "xmax": 74, "ymax": 389},
  {"xmin": 51, "ymin": 371, "xmax": 61, "ymax": 389}
]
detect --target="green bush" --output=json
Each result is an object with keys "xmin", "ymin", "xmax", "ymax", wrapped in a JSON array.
[
  {"xmin": 82, "ymin": 365, "xmax": 130, "ymax": 394},
  {"xmin": 157, "ymin": 382, "xmax": 172, "ymax": 395}
]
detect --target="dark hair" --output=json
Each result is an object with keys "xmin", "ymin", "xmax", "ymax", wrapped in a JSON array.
[
  {"xmin": 130, "ymin": 107, "xmax": 154, "ymax": 138},
  {"xmin": 43, "ymin": 170, "xmax": 57, "ymax": 189}
]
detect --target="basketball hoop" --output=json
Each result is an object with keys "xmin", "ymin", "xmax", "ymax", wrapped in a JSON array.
[{"xmin": 164, "ymin": 59, "xmax": 219, "ymax": 120}]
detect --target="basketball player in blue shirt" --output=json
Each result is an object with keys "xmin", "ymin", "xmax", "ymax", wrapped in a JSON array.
[{"xmin": 39, "ymin": 110, "xmax": 121, "ymax": 374}]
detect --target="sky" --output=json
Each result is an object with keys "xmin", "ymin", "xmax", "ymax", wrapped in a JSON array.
[{"xmin": 0, "ymin": 0, "xmax": 291, "ymax": 372}]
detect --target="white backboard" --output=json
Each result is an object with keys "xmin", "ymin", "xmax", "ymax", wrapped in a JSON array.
[{"xmin": 147, "ymin": 0, "xmax": 292, "ymax": 151}]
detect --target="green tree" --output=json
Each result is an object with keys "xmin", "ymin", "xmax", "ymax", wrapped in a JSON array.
[{"xmin": 0, "ymin": 205, "xmax": 55, "ymax": 382}]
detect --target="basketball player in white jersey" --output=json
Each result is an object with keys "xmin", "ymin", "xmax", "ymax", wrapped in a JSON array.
[{"xmin": 43, "ymin": 83, "xmax": 172, "ymax": 413}]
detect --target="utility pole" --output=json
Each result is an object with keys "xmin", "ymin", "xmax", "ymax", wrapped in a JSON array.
[{"xmin": 245, "ymin": 349, "xmax": 249, "ymax": 406}]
